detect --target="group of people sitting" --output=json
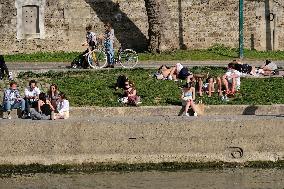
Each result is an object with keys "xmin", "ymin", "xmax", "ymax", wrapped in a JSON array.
[
  {"xmin": 2, "ymin": 80, "xmax": 69, "ymax": 120},
  {"xmin": 155, "ymin": 59, "xmax": 279, "ymax": 116}
]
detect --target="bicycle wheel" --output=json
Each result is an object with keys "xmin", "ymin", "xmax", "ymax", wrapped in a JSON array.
[
  {"xmin": 119, "ymin": 49, "xmax": 138, "ymax": 68},
  {"xmin": 87, "ymin": 49, "xmax": 107, "ymax": 69}
]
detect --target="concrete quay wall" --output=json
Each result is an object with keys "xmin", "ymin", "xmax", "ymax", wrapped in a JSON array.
[{"xmin": 0, "ymin": 115, "xmax": 283, "ymax": 165}]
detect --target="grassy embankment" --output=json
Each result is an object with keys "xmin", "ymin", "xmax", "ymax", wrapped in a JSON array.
[
  {"xmin": 4, "ymin": 44, "xmax": 284, "ymax": 62},
  {"xmin": 6, "ymin": 67, "xmax": 282, "ymax": 107}
]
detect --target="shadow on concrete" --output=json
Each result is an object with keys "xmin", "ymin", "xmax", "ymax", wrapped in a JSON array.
[
  {"xmin": 85, "ymin": 0, "xmax": 148, "ymax": 52},
  {"xmin": 242, "ymin": 105, "xmax": 258, "ymax": 115}
]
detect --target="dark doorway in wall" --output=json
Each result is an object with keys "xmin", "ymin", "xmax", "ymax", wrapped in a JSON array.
[
  {"xmin": 85, "ymin": 0, "xmax": 148, "ymax": 52},
  {"xmin": 22, "ymin": 5, "xmax": 40, "ymax": 35}
]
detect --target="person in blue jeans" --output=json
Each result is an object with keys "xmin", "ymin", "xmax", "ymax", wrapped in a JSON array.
[
  {"xmin": 103, "ymin": 22, "xmax": 115, "ymax": 68},
  {"xmin": 2, "ymin": 81, "xmax": 25, "ymax": 119}
]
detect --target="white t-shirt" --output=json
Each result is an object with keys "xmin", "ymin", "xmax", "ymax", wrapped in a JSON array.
[
  {"xmin": 176, "ymin": 63, "xmax": 183, "ymax": 73},
  {"xmin": 24, "ymin": 87, "xmax": 41, "ymax": 101},
  {"xmin": 225, "ymin": 69, "xmax": 241, "ymax": 90},
  {"xmin": 86, "ymin": 31, "xmax": 97, "ymax": 46},
  {"xmin": 57, "ymin": 99, "xmax": 70, "ymax": 114}
]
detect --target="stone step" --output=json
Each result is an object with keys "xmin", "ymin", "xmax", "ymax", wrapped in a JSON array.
[
  {"xmin": 0, "ymin": 115, "xmax": 283, "ymax": 165},
  {"xmin": 1, "ymin": 105, "xmax": 283, "ymax": 119}
]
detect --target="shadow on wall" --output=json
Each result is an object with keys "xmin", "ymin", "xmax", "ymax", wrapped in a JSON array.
[
  {"xmin": 178, "ymin": 0, "xmax": 187, "ymax": 50},
  {"xmin": 85, "ymin": 0, "xmax": 148, "ymax": 52}
]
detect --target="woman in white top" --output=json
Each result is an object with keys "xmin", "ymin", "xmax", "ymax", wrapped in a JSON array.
[{"xmin": 54, "ymin": 92, "xmax": 70, "ymax": 120}]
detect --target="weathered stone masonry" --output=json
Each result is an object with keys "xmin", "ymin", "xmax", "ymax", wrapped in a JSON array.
[{"xmin": 0, "ymin": 0, "xmax": 284, "ymax": 53}]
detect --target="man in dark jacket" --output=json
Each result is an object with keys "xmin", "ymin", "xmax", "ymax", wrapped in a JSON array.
[{"xmin": 0, "ymin": 55, "xmax": 9, "ymax": 80}]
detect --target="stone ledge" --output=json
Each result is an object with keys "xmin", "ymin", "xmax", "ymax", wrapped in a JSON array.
[
  {"xmin": 0, "ymin": 115, "xmax": 283, "ymax": 165},
  {"xmin": 1, "ymin": 105, "xmax": 283, "ymax": 119}
]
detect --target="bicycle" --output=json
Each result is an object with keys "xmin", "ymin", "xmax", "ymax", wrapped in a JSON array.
[
  {"xmin": 87, "ymin": 46, "xmax": 139, "ymax": 69},
  {"xmin": 71, "ymin": 44, "xmax": 139, "ymax": 69}
]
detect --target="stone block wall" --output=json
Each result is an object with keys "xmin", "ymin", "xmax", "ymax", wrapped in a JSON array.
[{"xmin": 0, "ymin": 0, "xmax": 283, "ymax": 54}]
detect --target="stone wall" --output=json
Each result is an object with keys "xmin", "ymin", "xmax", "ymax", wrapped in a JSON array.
[{"xmin": 0, "ymin": 0, "xmax": 284, "ymax": 54}]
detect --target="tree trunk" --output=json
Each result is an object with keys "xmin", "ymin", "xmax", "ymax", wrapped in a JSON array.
[{"xmin": 144, "ymin": 0, "xmax": 179, "ymax": 53}]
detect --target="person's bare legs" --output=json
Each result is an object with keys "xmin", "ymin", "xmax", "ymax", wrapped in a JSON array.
[
  {"xmin": 216, "ymin": 77, "xmax": 222, "ymax": 96},
  {"xmin": 190, "ymin": 100, "xmax": 197, "ymax": 113},
  {"xmin": 231, "ymin": 77, "xmax": 236, "ymax": 94},
  {"xmin": 198, "ymin": 78, "xmax": 203, "ymax": 96},
  {"xmin": 208, "ymin": 78, "xmax": 214, "ymax": 97},
  {"xmin": 185, "ymin": 100, "xmax": 191, "ymax": 114},
  {"xmin": 222, "ymin": 75, "xmax": 229, "ymax": 94}
]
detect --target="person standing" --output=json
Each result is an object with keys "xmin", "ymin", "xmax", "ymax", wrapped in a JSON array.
[
  {"xmin": 0, "ymin": 55, "xmax": 10, "ymax": 80},
  {"xmin": 103, "ymin": 22, "xmax": 115, "ymax": 68}
]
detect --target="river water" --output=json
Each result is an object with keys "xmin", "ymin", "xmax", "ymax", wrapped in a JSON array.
[{"xmin": 0, "ymin": 168, "xmax": 283, "ymax": 189}]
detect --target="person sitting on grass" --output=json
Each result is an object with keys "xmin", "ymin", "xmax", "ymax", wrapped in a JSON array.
[
  {"xmin": 169, "ymin": 63, "xmax": 193, "ymax": 83},
  {"xmin": 197, "ymin": 74, "xmax": 216, "ymax": 97},
  {"xmin": 122, "ymin": 80, "xmax": 141, "ymax": 106},
  {"xmin": 2, "ymin": 81, "xmax": 26, "ymax": 119},
  {"xmin": 24, "ymin": 80, "xmax": 41, "ymax": 117},
  {"xmin": 180, "ymin": 82, "xmax": 198, "ymax": 117},
  {"xmin": 30, "ymin": 92, "xmax": 55, "ymax": 120},
  {"xmin": 53, "ymin": 92, "xmax": 70, "ymax": 120},
  {"xmin": 115, "ymin": 75, "xmax": 129, "ymax": 90},
  {"xmin": 47, "ymin": 84, "xmax": 60, "ymax": 109},
  {"xmin": 222, "ymin": 63, "xmax": 241, "ymax": 95}
]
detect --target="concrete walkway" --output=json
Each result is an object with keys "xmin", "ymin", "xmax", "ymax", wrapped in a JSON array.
[{"xmin": 6, "ymin": 60, "xmax": 284, "ymax": 72}]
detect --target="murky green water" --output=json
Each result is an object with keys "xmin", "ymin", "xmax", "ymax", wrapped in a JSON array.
[{"xmin": 0, "ymin": 168, "xmax": 283, "ymax": 189}]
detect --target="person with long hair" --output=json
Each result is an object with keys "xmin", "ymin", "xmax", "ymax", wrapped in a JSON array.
[
  {"xmin": 53, "ymin": 92, "xmax": 70, "ymax": 120},
  {"xmin": 47, "ymin": 84, "xmax": 59, "ymax": 109}
]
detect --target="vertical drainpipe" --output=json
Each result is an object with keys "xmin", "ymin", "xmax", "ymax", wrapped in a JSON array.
[{"xmin": 239, "ymin": 0, "xmax": 244, "ymax": 59}]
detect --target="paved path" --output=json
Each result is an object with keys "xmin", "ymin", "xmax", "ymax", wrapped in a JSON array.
[{"xmin": 6, "ymin": 60, "xmax": 284, "ymax": 72}]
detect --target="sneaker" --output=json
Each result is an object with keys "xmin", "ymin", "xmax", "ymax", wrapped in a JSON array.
[
  {"xmin": 185, "ymin": 113, "xmax": 190, "ymax": 117},
  {"xmin": 193, "ymin": 112, "xmax": 198, "ymax": 117}
]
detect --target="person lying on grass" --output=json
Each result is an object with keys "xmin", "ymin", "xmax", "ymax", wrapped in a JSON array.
[
  {"xmin": 180, "ymin": 82, "xmax": 198, "ymax": 117},
  {"xmin": 231, "ymin": 59, "xmax": 256, "ymax": 76},
  {"xmin": 258, "ymin": 60, "xmax": 278, "ymax": 76},
  {"xmin": 169, "ymin": 63, "xmax": 194, "ymax": 83}
]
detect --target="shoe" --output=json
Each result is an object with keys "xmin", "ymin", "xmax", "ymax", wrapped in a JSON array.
[
  {"xmin": 193, "ymin": 112, "xmax": 198, "ymax": 117},
  {"xmin": 185, "ymin": 113, "xmax": 190, "ymax": 117},
  {"xmin": 110, "ymin": 65, "xmax": 114, "ymax": 68}
]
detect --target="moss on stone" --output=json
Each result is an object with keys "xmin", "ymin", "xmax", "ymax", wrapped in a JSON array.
[{"xmin": 0, "ymin": 161, "xmax": 283, "ymax": 176}]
